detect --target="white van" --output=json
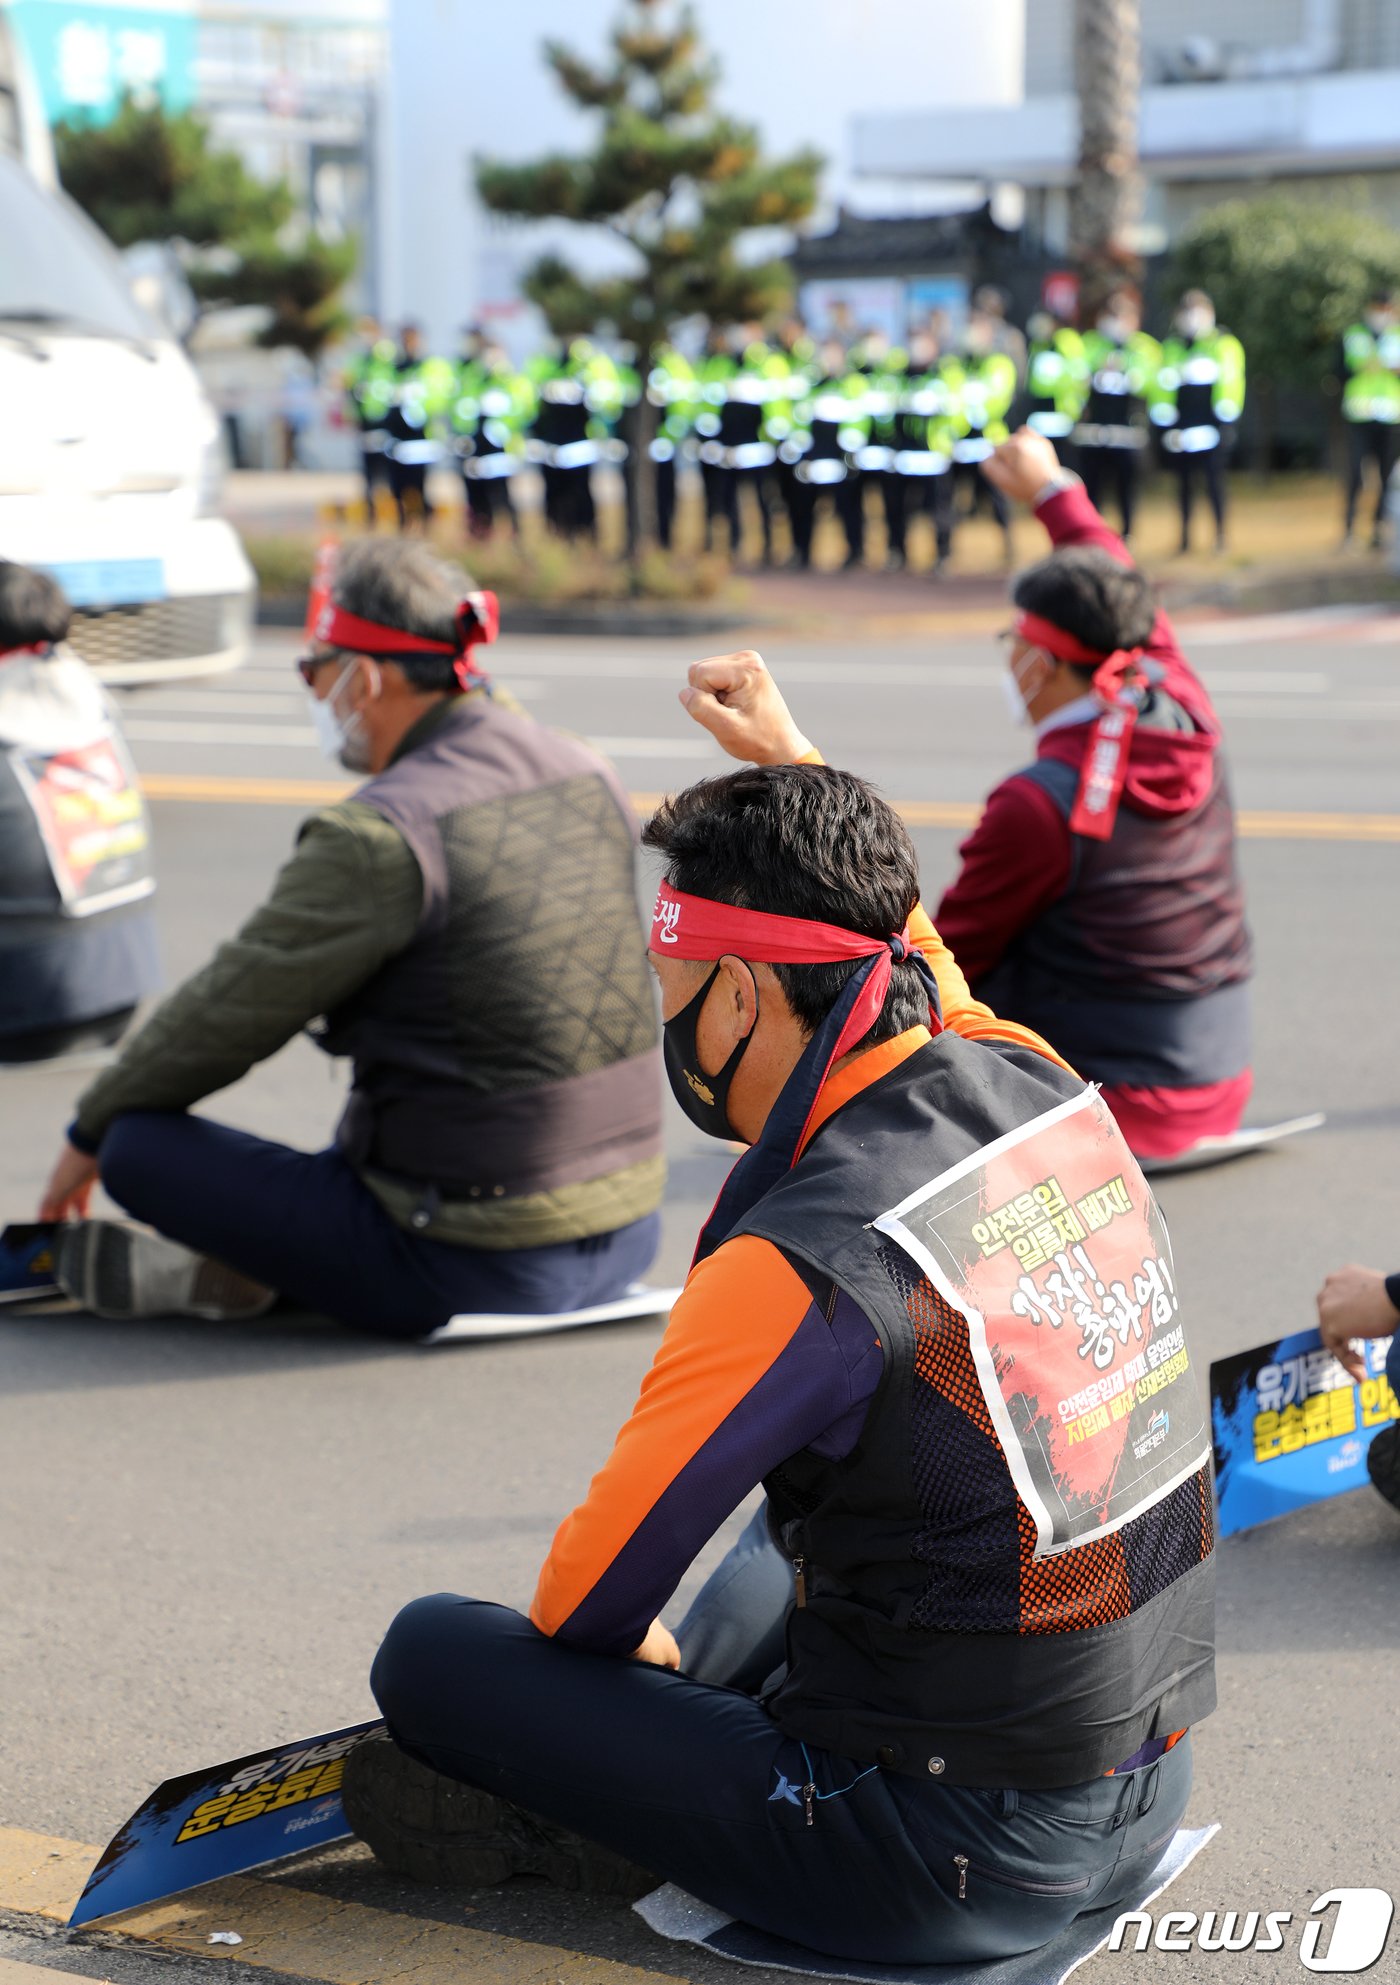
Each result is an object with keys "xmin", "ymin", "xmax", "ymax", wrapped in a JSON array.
[{"xmin": 0, "ymin": 101, "xmax": 255, "ymax": 682}]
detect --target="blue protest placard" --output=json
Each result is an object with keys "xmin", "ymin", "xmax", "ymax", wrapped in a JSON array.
[
  {"xmin": 68, "ymin": 1719, "xmax": 383, "ymax": 1927},
  {"xmin": 1210, "ymin": 1328, "xmax": 1398, "ymax": 1538}
]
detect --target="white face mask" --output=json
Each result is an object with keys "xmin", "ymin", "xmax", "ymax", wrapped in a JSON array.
[
  {"xmin": 307, "ymin": 658, "xmax": 372, "ymax": 771},
  {"xmin": 1098, "ymin": 315, "xmax": 1128, "ymax": 343},
  {"xmin": 1001, "ymin": 650, "xmax": 1042, "ymax": 727},
  {"xmin": 1000, "ymin": 667, "xmax": 1030, "ymax": 726},
  {"xmin": 1178, "ymin": 309, "xmax": 1211, "ymax": 342}
]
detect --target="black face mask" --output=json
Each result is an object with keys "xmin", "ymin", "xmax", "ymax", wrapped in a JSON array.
[{"xmin": 662, "ymin": 962, "xmax": 757, "ymax": 1140}]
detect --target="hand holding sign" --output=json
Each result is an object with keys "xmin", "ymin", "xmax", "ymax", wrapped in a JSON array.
[
  {"xmin": 679, "ymin": 652, "xmax": 814, "ymax": 767},
  {"xmin": 1316, "ymin": 1264, "xmax": 1400, "ymax": 1383}
]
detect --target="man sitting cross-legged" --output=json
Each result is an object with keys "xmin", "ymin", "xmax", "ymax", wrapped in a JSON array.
[
  {"xmin": 37, "ymin": 539, "xmax": 664, "ymax": 1335},
  {"xmin": 343, "ymin": 659, "xmax": 1216, "ymax": 1967},
  {"xmin": 939, "ymin": 426, "xmax": 1254, "ymax": 1164}
]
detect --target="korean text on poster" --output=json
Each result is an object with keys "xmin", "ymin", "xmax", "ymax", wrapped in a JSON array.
[
  {"xmin": 68, "ymin": 1719, "xmax": 383, "ymax": 1927},
  {"xmin": 1211, "ymin": 1329, "xmax": 1398, "ymax": 1537},
  {"xmin": 875, "ymin": 1085, "xmax": 1210, "ymax": 1559}
]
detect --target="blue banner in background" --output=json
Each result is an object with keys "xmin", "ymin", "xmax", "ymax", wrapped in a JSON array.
[
  {"xmin": 68, "ymin": 1718, "xmax": 383, "ymax": 1927},
  {"xmin": 8, "ymin": 3, "xmax": 196, "ymax": 126},
  {"xmin": 1210, "ymin": 1328, "xmax": 1398, "ymax": 1538}
]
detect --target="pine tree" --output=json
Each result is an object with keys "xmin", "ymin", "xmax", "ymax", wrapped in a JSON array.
[
  {"xmin": 54, "ymin": 97, "xmax": 355, "ymax": 356},
  {"xmin": 476, "ymin": 0, "xmax": 821, "ymax": 550}
]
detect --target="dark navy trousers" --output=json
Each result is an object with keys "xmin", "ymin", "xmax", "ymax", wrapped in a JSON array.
[
  {"xmin": 369, "ymin": 1584, "xmax": 1192, "ymax": 1965},
  {"xmin": 99, "ymin": 1111, "xmax": 660, "ymax": 1339}
]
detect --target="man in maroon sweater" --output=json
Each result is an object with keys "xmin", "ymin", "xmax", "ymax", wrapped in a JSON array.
[{"xmin": 935, "ymin": 428, "xmax": 1252, "ymax": 1162}]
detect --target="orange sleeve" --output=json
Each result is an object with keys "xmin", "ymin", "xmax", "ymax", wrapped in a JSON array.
[{"xmin": 530, "ymin": 1236, "xmax": 833, "ymax": 1649}]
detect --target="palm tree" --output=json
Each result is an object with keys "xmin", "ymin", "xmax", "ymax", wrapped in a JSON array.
[{"xmin": 1070, "ymin": 0, "xmax": 1144, "ymax": 317}]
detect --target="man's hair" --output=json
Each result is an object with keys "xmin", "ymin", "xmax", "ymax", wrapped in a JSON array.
[
  {"xmin": 643, "ymin": 764, "xmax": 929, "ymax": 1043},
  {"xmin": 1012, "ymin": 545, "xmax": 1157, "ymax": 665},
  {"xmin": 0, "ymin": 562, "xmax": 71, "ymax": 651},
  {"xmin": 331, "ymin": 538, "xmax": 475, "ymax": 691}
]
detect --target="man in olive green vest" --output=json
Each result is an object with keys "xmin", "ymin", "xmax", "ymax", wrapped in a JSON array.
[{"xmin": 38, "ymin": 540, "xmax": 664, "ymax": 1335}]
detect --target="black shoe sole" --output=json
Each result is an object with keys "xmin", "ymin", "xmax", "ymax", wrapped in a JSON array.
[
  {"xmin": 342, "ymin": 1732, "xmax": 656, "ymax": 1897},
  {"xmin": 54, "ymin": 1221, "xmax": 274, "ymax": 1321},
  {"xmin": 1367, "ymin": 1426, "xmax": 1400, "ymax": 1514}
]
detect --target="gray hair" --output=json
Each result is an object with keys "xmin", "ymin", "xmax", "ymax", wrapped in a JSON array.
[{"xmin": 330, "ymin": 537, "xmax": 477, "ymax": 690}]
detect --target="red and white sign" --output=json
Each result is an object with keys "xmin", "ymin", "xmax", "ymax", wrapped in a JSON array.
[
  {"xmin": 10, "ymin": 733, "xmax": 154, "ymax": 916},
  {"xmin": 876, "ymin": 1086, "xmax": 1209, "ymax": 1558}
]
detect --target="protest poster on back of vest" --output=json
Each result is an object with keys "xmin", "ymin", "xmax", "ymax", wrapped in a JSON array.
[
  {"xmin": 874, "ymin": 1086, "xmax": 1210, "ymax": 1559},
  {"xmin": 1210, "ymin": 1329, "xmax": 1398, "ymax": 1538},
  {"xmin": 9, "ymin": 731, "xmax": 154, "ymax": 917}
]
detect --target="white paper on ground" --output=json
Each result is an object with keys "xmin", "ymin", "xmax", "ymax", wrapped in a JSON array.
[
  {"xmin": 1137, "ymin": 1114, "xmax": 1324, "ymax": 1177},
  {"xmin": 423, "ymin": 1282, "xmax": 682, "ymax": 1345},
  {"xmin": 635, "ymin": 1823, "xmax": 1221, "ymax": 1985}
]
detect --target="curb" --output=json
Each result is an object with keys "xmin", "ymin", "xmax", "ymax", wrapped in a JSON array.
[
  {"xmin": 256, "ymin": 567, "xmax": 1398, "ymax": 639},
  {"xmin": 1163, "ymin": 569, "xmax": 1400, "ymax": 616}
]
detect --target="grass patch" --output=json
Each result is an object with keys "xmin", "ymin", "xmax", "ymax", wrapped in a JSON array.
[{"xmin": 243, "ymin": 521, "xmax": 736, "ymax": 610}]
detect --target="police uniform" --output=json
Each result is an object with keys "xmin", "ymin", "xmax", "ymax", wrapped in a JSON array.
[
  {"xmin": 1339, "ymin": 316, "xmax": 1400, "ymax": 547},
  {"xmin": 449, "ymin": 352, "xmax": 533, "ymax": 538},
  {"xmin": 343, "ymin": 337, "xmax": 398, "ymax": 513},
  {"xmin": 1023, "ymin": 321, "xmax": 1089, "ymax": 464},
  {"xmin": 785, "ymin": 358, "xmax": 871, "ymax": 569},
  {"xmin": 1150, "ymin": 327, "xmax": 1246, "ymax": 552},
  {"xmin": 949, "ymin": 345, "xmax": 1017, "ymax": 548},
  {"xmin": 384, "ymin": 345, "xmax": 454, "ymax": 529},
  {"xmin": 1074, "ymin": 327, "xmax": 1161, "ymax": 543},
  {"xmin": 880, "ymin": 352, "xmax": 959, "ymax": 571}
]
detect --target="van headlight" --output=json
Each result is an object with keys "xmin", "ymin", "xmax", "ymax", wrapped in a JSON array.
[{"xmin": 195, "ymin": 429, "xmax": 228, "ymax": 517}]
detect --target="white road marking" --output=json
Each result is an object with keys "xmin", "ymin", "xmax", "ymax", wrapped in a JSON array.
[
  {"xmin": 121, "ymin": 719, "xmax": 716, "ymax": 756},
  {"xmin": 123, "ymin": 721, "xmax": 319, "ymax": 745},
  {"xmin": 115, "ymin": 683, "xmax": 543, "ymax": 713},
  {"xmin": 1201, "ymin": 671, "xmax": 1329, "ymax": 693},
  {"xmin": 1196, "ymin": 699, "xmax": 1400, "ymax": 721},
  {"xmin": 582, "ymin": 736, "xmax": 716, "ymax": 758},
  {"xmin": 1185, "ymin": 606, "xmax": 1399, "ymax": 645},
  {"xmin": 113, "ymin": 692, "xmax": 307, "ymax": 715}
]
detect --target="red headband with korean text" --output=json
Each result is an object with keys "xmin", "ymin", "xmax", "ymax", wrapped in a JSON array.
[
  {"xmin": 652, "ymin": 880, "xmax": 941, "ymax": 1074},
  {"xmin": 304, "ymin": 541, "xmax": 498, "ymax": 691},
  {"xmin": 1015, "ymin": 610, "xmax": 1148, "ymax": 840}
]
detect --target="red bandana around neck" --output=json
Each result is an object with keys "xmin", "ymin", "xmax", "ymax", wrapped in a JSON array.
[
  {"xmin": 303, "ymin": 541, "xmax": 498, "ymax": 691},
  {"xmin": 1015, "ymin": 610, "xmax": 1147, "ymax": 840}
]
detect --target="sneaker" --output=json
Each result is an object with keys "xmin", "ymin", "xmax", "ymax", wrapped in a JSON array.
[
  {"xmin": 54, "ymin": 1220, "xmax": 275, "ymax": 1322},
  {"xmin": 342, "ymin": 1730, "xmax": 656, "ymax": 1897},
  {"xmin": 1367, "ymin": 1425, "xmax": 1400, "ymax": 1515}
]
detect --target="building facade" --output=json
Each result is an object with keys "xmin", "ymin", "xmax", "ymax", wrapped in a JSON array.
[{"xmin": 853, "ymin": 0, "xmax": 1400, "ymax": 251}]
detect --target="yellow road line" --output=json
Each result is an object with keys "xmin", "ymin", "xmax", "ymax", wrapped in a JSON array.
[
  {"xmin": 1236, "ymin": 808, "xmax": 1400, "ymax": 842},
  {"xmin": 0, "ymin": 1828, "xmax": 98, "ymax": 1921},
  {"xmin": 141, "ymin": 773, "xmax": 354, "ymax": 806},
  {"xmin": 0, "ymin": 1826, "xmax": 676, "ymax": 1985},
  {"xmin": 138, "ymin": 772, "xmax": 1400, "ymax": 843}
]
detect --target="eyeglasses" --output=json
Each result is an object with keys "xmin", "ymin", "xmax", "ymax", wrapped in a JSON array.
[{"xmin": 295, "ymin": 647, "xmax": 343, "ymax": 687}]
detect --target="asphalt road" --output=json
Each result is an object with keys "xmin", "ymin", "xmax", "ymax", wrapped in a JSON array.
[{"xmin": 2, "ymin": 607, "xmax": 1399, "ymax": 1983}]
